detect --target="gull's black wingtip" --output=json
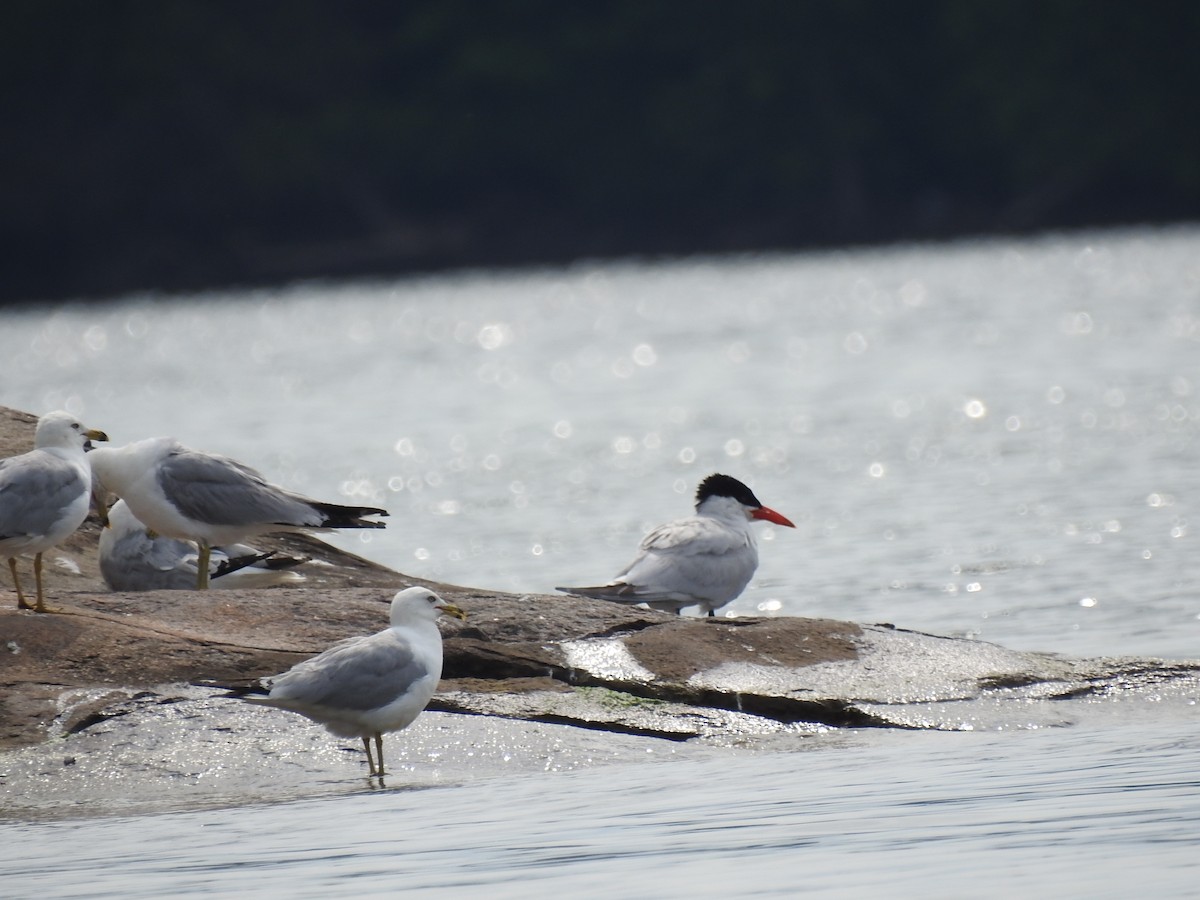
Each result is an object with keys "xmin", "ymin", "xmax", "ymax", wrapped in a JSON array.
[
  {"xmin": 212, "ymin": 550, "xmax": 276, "ymax": 580},
  {"xmin": 311, "ymin": 501, "xmax": 390, "ymax": 529}
]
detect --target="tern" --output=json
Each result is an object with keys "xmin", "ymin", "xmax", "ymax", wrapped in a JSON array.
[{"xmin": 557, "ymin": 473, "xmax": 795, "ymax": 617}]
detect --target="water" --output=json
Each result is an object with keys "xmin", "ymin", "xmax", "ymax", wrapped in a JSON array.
[
  {"xmin": 4, "ymin": 724, "xmax": 1199, "ymax": 897},
  {"xmin": 2, "ymin": 226, "xmax": 1199, "ymax": 894}
]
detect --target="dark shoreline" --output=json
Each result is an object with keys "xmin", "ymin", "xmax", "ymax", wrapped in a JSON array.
[{"xmin": 6, "ymin": 217, "xmax": 1197, "ymax": 309}]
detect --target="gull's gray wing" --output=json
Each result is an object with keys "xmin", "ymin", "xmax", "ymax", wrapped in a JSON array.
[
  {"xmin": 155, "ymin": 447, "xmax": 319, "ymax": 528},
  {"xmin": 266, "ymin": 630, "xmax": 431, "ymax": 713},
  {"xmin": 99, "ymin": 527, "xmax": 199, "ymax": 590},
  {"xmin": 0, "ymin": 452, "xmax": 85, "ymax": 540},
  {"xmin": 101, "ymin": 528, "xmax": 298, "ymax": 590}
]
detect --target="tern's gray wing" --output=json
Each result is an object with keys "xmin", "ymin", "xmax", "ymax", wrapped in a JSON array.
[
  {"xmin": 633, "ymin": 516, "xmax": 745, "ymax": 555},
  {"xmin": 559, "ymin": 516, "xmax": 756, "ymax": 607},
  {"xmin": 156, "ymin": 447, "xmax": 318, "ymax": 527},
  {"xmin": 0, "ymin": 453, "xmax": 85, "ymax": 539},
  {"xmin": 621, "ymin": 532, "xmax": 756, "ymax": 604},
  {"xmin": 266, "ymin": 631, "xmax": 430, "ymax": 713}
]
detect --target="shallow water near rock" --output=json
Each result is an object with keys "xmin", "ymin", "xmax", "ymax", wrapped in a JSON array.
[
  {"xmin": 2, "ymin": 226, "xmax": 1199, "ymax": 893},
  {"xmin": 4, "ymin": 722, "xmax": 1199, "ymax": 897}
]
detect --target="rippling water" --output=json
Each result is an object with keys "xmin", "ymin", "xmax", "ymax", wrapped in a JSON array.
[
  {"xmin": 5, "ymin": 724, "xmax": 1200, "ymax": 897},
  {"xmin": 2, "ymin": 226, "xmax": 1199, "ymax": 894}
]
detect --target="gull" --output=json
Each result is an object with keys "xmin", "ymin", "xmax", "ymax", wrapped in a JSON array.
[
  {"xmin": 235, "ymin": 586, "xmax": 467, "ymax": 777},
  {"xmin": 99, "ymin": 498, "xmax": 308, "ymax": 591},
  {"xmin": 557, "ymin": 473, "xmax": 796, "ymax": 617},
  {"xmin": 89, "ymin": 436, "xmax": 387, "ymax": 589},
  {"xmin": 1, "ymin": 410, "xmax": 108, "ymax": 613}
]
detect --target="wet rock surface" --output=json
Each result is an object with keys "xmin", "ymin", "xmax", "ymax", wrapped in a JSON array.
[{"xmin": 6, "ymin": 581, "xmax": 1198, "ymax": 750}]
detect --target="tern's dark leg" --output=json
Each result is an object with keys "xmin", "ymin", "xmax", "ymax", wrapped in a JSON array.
[
  {"xmin": 707, "ymin": 609, "xmax": 715, "ymax": 618},
  {"xmin": 195, "ymin": 541, "xmax": 212, "ymax": 590},
  {"xmin": 9, "ymin": 558, "xmax": 31, "ymax": 611}
]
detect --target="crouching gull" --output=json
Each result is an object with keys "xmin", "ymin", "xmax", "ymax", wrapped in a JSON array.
[
  {"xmin": 88, "ymin": 436, "xmax": 387, "ymax": 589},
  {"xmin": 99, "ymin": 498, "xmax": 309, "ymax": 591},
  {"xmin": 232, "ymin": 586, "xmax": 467, "ymax": 777},
  {"xmin": 1, "ymin": 410, "xmax": 108, "ymax": 613}
]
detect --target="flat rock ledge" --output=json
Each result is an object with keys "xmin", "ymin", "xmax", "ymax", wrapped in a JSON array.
[{"xmin": 5, "ymin": 580, "xmax": 1198, "ymax": 751}]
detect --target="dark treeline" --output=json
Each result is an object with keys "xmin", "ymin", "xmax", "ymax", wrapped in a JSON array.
[{"xmin": 3, "ymin": 1, "xmax": 1198, "ymax": 303}]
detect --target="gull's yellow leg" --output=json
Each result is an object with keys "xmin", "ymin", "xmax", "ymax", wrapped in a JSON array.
[
  {"xmin": 196, "ymin": 541, "xmax": 211, "ymax": 590},
  {"xmin": 33, "ymin": 551, "xmax": 49, "ymax": 613},
  {"xmin": 374, "ymin": 733, "xmax": 385, "ymax": 777},
  {"xmin": 9, "ymin": 558, "xmax": 31, "ymax": 611},
  {"xmin": 361, "ymin": 736, "xmax": 377, "ymax": 776}
]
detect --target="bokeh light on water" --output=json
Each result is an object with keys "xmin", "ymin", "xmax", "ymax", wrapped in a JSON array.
[{"xmin": 2, "ymin": 226, "xmax": 1198, "ymax": 657}]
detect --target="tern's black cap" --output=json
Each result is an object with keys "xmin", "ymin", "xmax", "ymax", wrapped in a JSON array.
[{"xmin": 695, "ymin": 473, "xmax": 761, "ymax": 510}]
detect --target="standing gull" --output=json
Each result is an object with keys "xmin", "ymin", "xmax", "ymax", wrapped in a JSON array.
[
  {"xmin": 89, "ymin": 436, "xmax": 387, "ymax": 589},
  {"xmin": 99, "ymin": 498, "xmax": 308, "ymax": 591},
  {"xmin": 557, "ymin": 473, "xmax": 796, "ymax": 617},
  {"xmin": 1, "ymin": 410, "xmax": 108, "ymax": 613},
  {"xmin": 234, "ymin": 586, "xmax": 466, "ymax": 777}
]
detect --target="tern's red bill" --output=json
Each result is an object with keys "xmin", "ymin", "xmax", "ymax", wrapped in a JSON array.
[{"xmin": 752, "ymin": 506, "xmax": 795, "ymax": 528}]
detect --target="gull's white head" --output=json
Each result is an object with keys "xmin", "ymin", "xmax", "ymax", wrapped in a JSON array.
[
  {"xmin": 389, "ymin": 586, "xmax": 467, "ymax": 627},
  {"xmin": 101, "ymin": 498, "xmax": 141, "ymax": 539},
  {"xmin": 86, "ymin": 438, "xmax": 168, "ymax": 496},
  {"xmin": 34, "ymin": 410, "xmax": 109, "ymax": 453}
]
